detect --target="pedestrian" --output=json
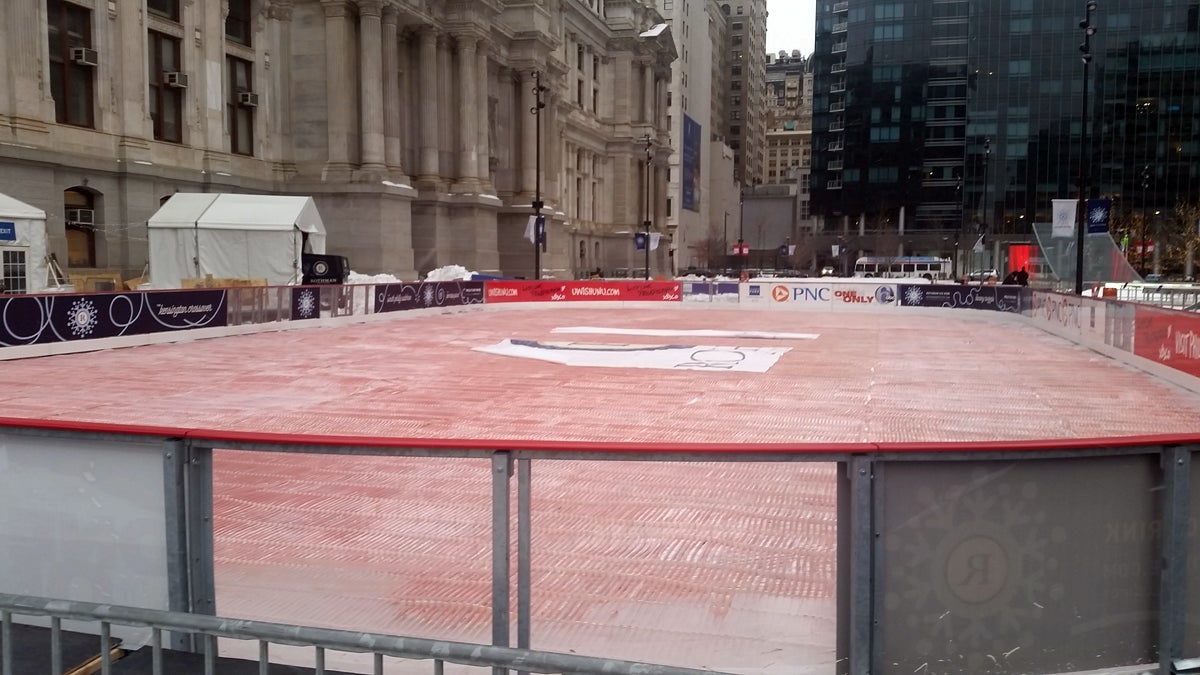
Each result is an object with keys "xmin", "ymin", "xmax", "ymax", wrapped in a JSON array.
[
  {"xmin": 1016, "ymin": 266, "xmax": 1029, "ymax": 286},
  {"xmin": 1002, "ymin": 270, "xmax": 1019, "ymax": 285}
]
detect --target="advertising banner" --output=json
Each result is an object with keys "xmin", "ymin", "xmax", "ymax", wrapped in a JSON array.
[
  {"xmin": 1132, "ymin": 306, "xmax": 1200, "ymax": 378},
  {"xmin": 373, "ymin": 281, "xmax": 485, "ymax": 313},
  {"xmin": 1028, "ymin": 291, "xmax": 1108, "ymax": 343},
  {"xmin": 682, "ymin": 114, "xmax": 702, "ymax": 212},
  {"xmin": 896, "ymin": 284, "xmax": 1025, "ymax": 312},
  {"xmin": 0, "ymin": 289, "xmax": 227, "ymax": 347},
  {"xmin": 483, "ymin": 281, "xmax": 682, "ymax": 304},
  {"xmin": 740, "ymin": 281, "xmax": 898, "ymax": 311}
]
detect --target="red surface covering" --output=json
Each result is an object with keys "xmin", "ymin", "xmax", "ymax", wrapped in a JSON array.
[{"xmin": 3, "ymin": 307, "xmax": 1200, "ymax": 673}]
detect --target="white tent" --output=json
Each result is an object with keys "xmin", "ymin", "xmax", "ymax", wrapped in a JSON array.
[
  {"xmin": 0, "ymin": 192, "xmax": 50, "ymax": 294},
  {"xmin": 147, "ymin": 193, "xmax": 327, "ymax": 288}
]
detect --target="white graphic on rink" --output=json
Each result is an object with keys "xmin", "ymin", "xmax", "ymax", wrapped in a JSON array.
[{"xmin": 474, "ymin": 339, "xmax": 790, "ymax": 373}]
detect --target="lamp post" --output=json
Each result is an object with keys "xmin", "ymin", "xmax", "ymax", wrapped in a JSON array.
[
  {"xmin": 737, "ymin": 187, "xmax": 746, "ymax": 276},
  {"xmin": 530, "ymin": 70, "xmax": 548, "ymax": 280},
  {"xmin": 642, "ymin": 133, "xmax": 652, "ymax": 280},
  {"xmin": 1140, "ymin": 164, "xmax": 1150, "ymax": 275},
  {"xmin": 723, "ymin": 211, "xmax": 729, "ymax": 272},
  {"xmin": 1075, "ymin": 0, "xmax": 1098, "ymax": 294},
  {"xmin": 980, "ymin": 137, "xmax": 990, "ymax": 279},
  {"xmin": 954, "ymin": 175, "xmax": 963, "ymax": 279}
]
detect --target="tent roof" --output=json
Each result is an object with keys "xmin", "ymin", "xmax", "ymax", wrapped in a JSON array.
[
  {"xmin": 0, "ymin": 192, "xmax": 47, "ymax": 220},
  {"xmin": 147, "ymin": 193, "xmax": 326, "ymax": 234},
  {"xmin": 147, "ymin": 193, "xmax": 220, "ymax": 229}
]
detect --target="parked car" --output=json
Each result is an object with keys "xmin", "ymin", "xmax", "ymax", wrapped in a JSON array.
[
  {"xmin": 821, "ymin": 266, "xmax": 836, "ymax": 277},
  {"xmin": 966, "ymin": 269, "xmax": 998, "ymax": 282}
]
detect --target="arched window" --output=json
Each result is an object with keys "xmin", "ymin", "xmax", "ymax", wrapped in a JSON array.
[{"xmin": 63, "ymin": 187, "xmax": 97, "ymax": 268}]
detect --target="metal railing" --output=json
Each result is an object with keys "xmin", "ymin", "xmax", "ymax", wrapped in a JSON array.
[{"xmin": 0, "ymin": 594, "xmax": 728, "ymax": 675}]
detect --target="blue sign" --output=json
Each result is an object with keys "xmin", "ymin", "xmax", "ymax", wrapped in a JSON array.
[
  {"xmin": 682, "ymin": 115, "xmax": 701, "ymax": 212},
  {"xmin": 0, "ymin": 221, "xmax": 15, "ymax": 241},
  {"xmin": 634, "ymin": 232, "xmax": 647, "ymax": 251},
  {"xmin": 1086, "ymin": 198, "xmax": 1111, "ymax": 235}
]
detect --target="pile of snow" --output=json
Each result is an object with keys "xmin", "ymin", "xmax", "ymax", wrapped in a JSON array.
[
  {"xmin": 425, "ymin": 264, "xmax": 476, "ymax": 281},
  {"xmin": 347, "ymin": 271, "xmax": 403, "ymax": 284}
]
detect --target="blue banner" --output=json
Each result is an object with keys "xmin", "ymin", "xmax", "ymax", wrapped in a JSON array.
[
  {"xmin": 373, "ymin": 281, "xmax": 485, "ymax": 313},
  {"xmin": 0, "ymin": 289, "xmax": 227, "ymax": 347},
  {"xmin": 1086, "ymin": 198, "xmax": 1111, "ymax": 235},
  {"xmin": 682, "ymin": 115, "xmax": 701, "ymax": 212},
  {"xmin": 896, "ymin": 284, "xmax": 1026, "ymax": 312},
  {"xmin": 0, "ymin": 221, "xmax": 15, "ymax": 241}
]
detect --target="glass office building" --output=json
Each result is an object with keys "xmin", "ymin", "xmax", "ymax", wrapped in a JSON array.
[{"xmin": 810, "ymin": 0, "xmax": 1200, "ymax": 239}]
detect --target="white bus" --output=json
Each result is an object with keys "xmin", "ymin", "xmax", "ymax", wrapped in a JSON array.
[{"xmin": 853, "ymin": 256, "xmax": 954, "ymax": 280}]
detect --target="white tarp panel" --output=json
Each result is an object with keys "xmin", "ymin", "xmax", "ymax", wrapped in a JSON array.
[
  {"xmin": 0, "ymin": 192, "xmax": 50, "ymax": 294},
  {"xmin": 147, "ymin": 193, "xmax": 326, "ymax": 287}
]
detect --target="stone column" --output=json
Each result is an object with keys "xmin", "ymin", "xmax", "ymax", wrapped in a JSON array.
[
  {"xmin": 416, "ymin": 27, "xmax": 440, "ymax": 185},
  {"xmin": 382, "ymin": 6, "xmax": 404, "ymax": 175},
  {"xmin": 358, "ymin": 0, "xmax": 386, "ymax": 172},
  {"xmin": 520, "ymin": 71, "xmax": 538, "ymax": 198},
  {"xmin": 453, "ymin": 34, "xmax": 479, "ymax": 191},
  {"xmin": 642, "ymin": 63, "xmax": 654, "ymax": 123},
  {"xmin": 322, "ymin": 0, "xmax": 353, "ymax": 174},
  {"xmin": 476, "ymin": 45, "xmax": 492, "ymax": 187}
]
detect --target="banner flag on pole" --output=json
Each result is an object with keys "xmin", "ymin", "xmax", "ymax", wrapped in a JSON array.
[
  {"xmin": 524, "ymin": 216, "xmax": 536, "ymax": 244},
  {"xmin": 1051, "ymin": 199, "xmax": 1077, "ymax": 238},
  {"xmin": 972, "ymin": 234, "xmax": 986, "ymax": 253},
  {"xmin": 1086, "ymin": 198, "xmax": 1111, "ymax": 235},
  {"xmin": 649, "ymin": 232, "xmax": 661, "ymax": 251}
]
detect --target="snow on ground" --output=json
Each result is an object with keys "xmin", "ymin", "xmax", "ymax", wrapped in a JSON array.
[
  {"xmin": 424, "ymin": 264, "xmax": 476, "ymax": 281},
  {"xmin": 346, "ymin": 271, "xmax": 404, "ymax": 284}
]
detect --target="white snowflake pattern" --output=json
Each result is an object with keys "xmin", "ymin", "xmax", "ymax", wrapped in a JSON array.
[
  {"xmin": 296, "ymin": 289, "xmax": 317, "ymax": 318},
  {"xmin": 1088, "ymin": 205, "xmax": 1108, "ymax": 224},
  {"xmin": 67, "ymin": 299, "xmax": 99, "ymax": 337},
  {"xmin": 903, "ymin": 286, "xmax": 924, "ymax": 306},
  {"xmin": 885, "ymin": 474, "xmax": 1065, "ymax": 671},
  {"xmin": 422, "ymin": 284, "xmax": 436, "ymax": 307}
]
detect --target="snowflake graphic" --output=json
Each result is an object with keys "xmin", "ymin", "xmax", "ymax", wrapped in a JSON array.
[
  {"xmin": 903, "ymin": 286, "xmax": 924, "ymax": 306},
  {"xmin": 67, "ymin": 299, "xmax": 99, "ymax": 337},
  {"xmin": 422, "ymin": 284, "xmax": 436, "ymax": 307},
  {"xmin": 1089, "ymin": 205, "xmax": 1109, "ymax": 224},
  {"xmin": 296, "ymin": 289, "xmax": 317, "ymax": 318},
  {"xmin": 884, "ymin": 472, "xmax": 1066, "ymax": 671}
]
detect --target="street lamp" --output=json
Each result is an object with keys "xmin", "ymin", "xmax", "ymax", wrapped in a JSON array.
[
  {"xmin": 737, "ymin": 187, "xmax": 746, "ymax": 276},
  {"xmin": 642, "ymin": 133, "xmax": 653, "ymax": 280},
  {"xmin": 980, "ymin": 137, "xmax": 990, "ymax": 279},
  {"xmin": 1075, "ymin": 0, "xmax": 1098, "ymax": 294},
  {"xmin": 530, "ymin": 70, "xmax": 548, "ymax": 279},
  {"xmin": 1140, "ymin": 164, "xmax": 1151, "ymax": 275},
  {"xmin": 954, "ymin": 175, "xmax": 963, "ymax": 279}
]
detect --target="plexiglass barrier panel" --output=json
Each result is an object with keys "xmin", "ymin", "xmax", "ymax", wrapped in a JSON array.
[
  {"xmin": 0, "ymin": 432, "xmax": 169, "ymax": 640},
  {"xmin": 1187, "ymin": 452, "xmax": 1200, "ymax": 653},
  {"xmin": 878, "ymin": 455, "xmax": 1160, "ymax": 674}
]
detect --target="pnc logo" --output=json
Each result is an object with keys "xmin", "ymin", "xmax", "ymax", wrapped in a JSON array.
[{"xmin": 771, "ymin": 285, "xmax": 790, "ymax": 302}]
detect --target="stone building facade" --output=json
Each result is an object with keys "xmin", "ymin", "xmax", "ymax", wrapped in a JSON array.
[{"xmin": 0, "ymin": 0, "xmax": 675, "ymax": 283}]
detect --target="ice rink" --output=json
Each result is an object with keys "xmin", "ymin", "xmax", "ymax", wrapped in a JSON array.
[{"xmin": 3, "ymin": 305, "xmax": 1199, "ymax": 673}]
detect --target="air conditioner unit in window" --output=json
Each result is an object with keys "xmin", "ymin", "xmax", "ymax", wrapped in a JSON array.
[
  {"xmin": 165, "ymin": 72, "xmax": 189, "ymax": 88},
  {"xmin": 70, "ymin": 47, "xmax": 99, "ymax": 67},
  {"xmin": 66, "ymin": 208, "xmax": 95, "ymax": 226},
  {"xmin": 238, "ymin": 92, "xmax": 259, "ymax": 107}
]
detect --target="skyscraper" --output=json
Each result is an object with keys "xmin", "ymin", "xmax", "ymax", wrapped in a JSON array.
[
  {"xmin": 721, "ymin": 0, "xmax": 768, "ymax": 187},
  {"xmin": 810, "ymin": 0, "xmax": 1200, "ymax": 257}
]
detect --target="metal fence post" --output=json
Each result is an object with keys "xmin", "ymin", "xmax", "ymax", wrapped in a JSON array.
[
  {"xmin": 1159, "ymin": 445, "xmax": 1192, "ymax": 673},
  {"xmin": 188, "ymin": 445, "xmax": 217, "ymax": 621},
  {"xmin": 517, "ymin": 458, "xmax": 532, "ymax": 675},
  {"xmin": 491, "ymin": 452, "xmax": 512, "ymax": 675},
  {"xmin": 162, "ymin": 439, "xmax": 192, "ymax": 650},
  {"xmin": 849, "ymin": 456, "xmax": 874, "ymax": 675}
]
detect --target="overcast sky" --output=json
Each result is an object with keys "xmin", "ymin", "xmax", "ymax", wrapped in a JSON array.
[{"xmin": 766, "ymin": 0, "xmax": 816, "ymax": 57}]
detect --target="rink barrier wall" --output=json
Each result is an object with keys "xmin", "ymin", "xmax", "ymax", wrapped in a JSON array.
[
  {"xmin": 4, "ymin": 280, "xmax": 1200, "ymax": 672},
  {"xmin": 0, "ymin": 420, "xmax": 1197, "ymax": 675},
  {"xmin": 6, "ymin": 280, "xmax": 1200, "ymax": 393}
]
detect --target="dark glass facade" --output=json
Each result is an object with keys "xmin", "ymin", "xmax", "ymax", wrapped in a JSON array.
[{"xmin": 811, "ymin": 0, "xmax": 1200, "ymax": 237}]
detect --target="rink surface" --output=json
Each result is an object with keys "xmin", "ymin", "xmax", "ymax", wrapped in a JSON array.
[{"xmin": 3, "ymin": 305, "xmax": 1199, "ymax": 673}]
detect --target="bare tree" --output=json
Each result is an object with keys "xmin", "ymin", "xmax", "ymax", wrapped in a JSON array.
[{"xmin": 1161, "ymin": 199, "xmax": 1200, "ymax": 277}]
